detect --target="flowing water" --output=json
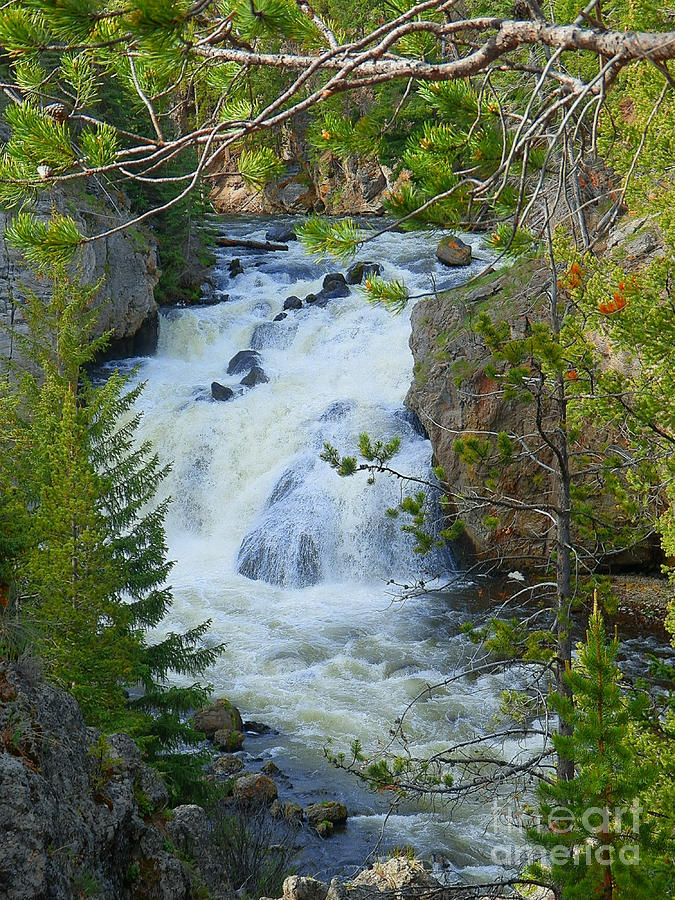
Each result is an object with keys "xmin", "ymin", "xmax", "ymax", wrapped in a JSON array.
[{"xmin": 127, "ymin": 218, "xmax": 530, "ymax": 883}]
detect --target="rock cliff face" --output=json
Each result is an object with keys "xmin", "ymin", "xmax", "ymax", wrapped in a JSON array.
[
  {"xmin": 209, "ymin": 149, "xmax": 402, "ymax": 217},
  {"xmin": 405, "ymin": 221, "xmax": 663, "ymax": 572},
  {"xmin": 0, "ymin": 184, "xmax": 160, "ymax": 372},
  {"xmin": 0, "ymin": 659, "xmax": 230, "ymax": 900}
]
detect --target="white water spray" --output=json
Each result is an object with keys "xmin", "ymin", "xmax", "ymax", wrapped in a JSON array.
[{"xmin": 132, "ymin": 219, "xmax": 515, "ymax": 880}]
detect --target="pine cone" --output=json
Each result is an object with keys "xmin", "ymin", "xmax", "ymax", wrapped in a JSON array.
[
  {"xmin": 513, "ymin": 0, "xmax": 533, "ymax": 18},
  {"xmin": 42, "ymin": 103, "xmax": 70, "ymax": 123}
]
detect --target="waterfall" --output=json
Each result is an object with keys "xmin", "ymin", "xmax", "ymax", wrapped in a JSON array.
[{"xmin": 131, "ymin": 217, "xmax": 515, "ymax": 881}]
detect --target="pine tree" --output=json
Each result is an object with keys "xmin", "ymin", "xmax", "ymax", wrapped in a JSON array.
[
  {"xmin": 527, "ymin": 604, "xmax": 664, "ymax": 900},
  {"xmin": 0, "ymin": 268, "xmax": 223, "ymax": 801}
]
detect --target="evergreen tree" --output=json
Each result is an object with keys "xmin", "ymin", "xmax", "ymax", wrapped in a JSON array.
[
  {"xmin": 0, "ymin": 269, "xmax": 223, "ymax": 801},
  {"xmin": 527, "ymin": 604, "xmax": 667, "ymax": 900}
]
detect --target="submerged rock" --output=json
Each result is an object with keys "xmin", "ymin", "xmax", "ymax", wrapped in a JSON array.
[
  {"xmin": 240, "ymin": 365, "xmax": 269, "ymax": 387},
  {"xmin": 346, "ymin": 261, "xmax": 382, "ymax": 285},
  {"xmin": 228, "ymin": 257, "xmax": 244, "ymax": 277},
  {"xmin": 436, "ymin": 234, "xmax": 472, "ymax": 266},
  {"xmin": 251, "ymin": 320, "xmax": 297, "ymax": 350},
  {"xmin": 274, "ymin": 312, "xmax": 288, "ymax": 322},
  {"xmin": 211, "ymin": 381, "xmax": 234, "ymax": 402},
  {"xmin": 266, "ymin": 225, "xmax": 297, "ymax": 243},
  {"xmin": 227, "ymin": 349, "xmax": 261, "ymax": 375},
  {"xmin": 238, "ymin": 528, "xmax": 321, "ymax": 587}
]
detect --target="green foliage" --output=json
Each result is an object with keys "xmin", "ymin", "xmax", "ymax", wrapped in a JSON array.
[
  {"xmin": 527, "ymin": 606, "xmax": 668, "ymax": 899},
  {"xmin": 297, "ymin": 216, "xmax": 363, "ymax": 260},
  {"xmin": 308, "ymin": 112, "xmax": 383, "ymax": 159},
  {"xmin": 238, "ymin": 147, "xmax": 285, "ymax": 190},
  {"xmin": 462, "ymin": 618, "xmax": 555, "ymax": 662},
  {"xmin": 486, "ymin": 225, "xmax": 538, "ymax": 257},
  {"xmin": 5, "ymin": 212, "xmax": 83, "ymax": 269},
  {"xmin": 361, "ymin": 275, "xmax": 409, "ymax": 314},
  {"xmin": 0, "ymin": 268, "xmax": 223, "ymax": 803},
  {"xmin": 80, "ymin": 123, "xmax": 119, "ymax": 168}
]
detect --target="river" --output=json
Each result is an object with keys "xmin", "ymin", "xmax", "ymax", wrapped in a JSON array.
[{"xmin": 124, "ymin": 218, "xmax": 535, "ymax": 884}]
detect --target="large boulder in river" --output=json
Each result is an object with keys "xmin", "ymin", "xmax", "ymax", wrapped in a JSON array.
[
  {"xmin": 240, "ymin": 365, "xmax": 269, "ymax": 387},
  {"xmin": 283, "ymin": 295, "xmax": 303, "ymax": 310},
  {"xmin": 192, "ymin": 698, "xmax": 243, "ymax": 739},
  {"xmin": 436, "ymin": 234, "xmax": 472, "ymax": 266},
  {"xmin": 307, "ymin": 273, "xmax": 351, "ymax": 309},
  {"xmin": 321, "ymin": 272, "xmax": 350, "ymax": 298},
  {"xmin": 304, "ymin": 801, "xmax": 348, "ymax": 836},
  {"xmin": 346, "ymin": 261, "xmax": 382, "ymax": 285},
  {"xmin": 211, "ymin": 381, "xmax": 234, "ymax": 402},
  {"xmin": 232, "ymin": 774, "xmax": 278, "ymax": 807},
  {"xmin": 227, "ymin": 349, "xmax": 261, "ymax": 375},
  {"xmin": 228, "ymin": 257, "xmax": 244, "ymax": 277}
]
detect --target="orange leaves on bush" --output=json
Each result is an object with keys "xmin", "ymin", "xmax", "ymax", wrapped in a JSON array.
[
  {"xmin": 567, "ymin": 262, "xmax": 583, "ymax": 289},
  {"xmin": 599, "ymin": 282, "xmax": 628, "ymax": 315}
]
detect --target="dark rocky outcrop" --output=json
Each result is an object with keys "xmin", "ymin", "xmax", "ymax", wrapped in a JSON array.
[
  {"xmin": 0, "ymin": 660, "xmax": 228, "ymax": 900},
  {"xmin": 283, "ymin": 295, "xmax": 303, "ymax": 310},
  {"xmin": 436, "ymin": 235, "xmax": 472, "ymax": 266},
  {"xmin": 227, "ymin": 349, "xmax": 261, "ymax": 375},
  {"xmin": 211, "ymin": 381, "xmax": 234, "ymax": 402},
  {"xmin": 0, "ymin": 187, "xmax": 159, "ymax": 373},
  {"xmin": 346, "ymin": 261, "xmax": 382, "ymax": 285},
  {"xmin": 305, "ymin": 273, "xmax": 351, "ymax": 308},
  {"xmin": 274, "ymin": 312, "xmax": 288, "ymax": 321},
  {"xmin": 405, "ymin": 221, "xmax": 664, "ymax": 572},
  {"xmin": 164, "ymin": 804, "xmax": 231, "ymax": 898}
]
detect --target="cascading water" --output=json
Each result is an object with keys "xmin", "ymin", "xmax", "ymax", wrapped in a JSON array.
[{"xmin": 130, "ymin": 218, "xmax": 521, "ymax": 882}]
